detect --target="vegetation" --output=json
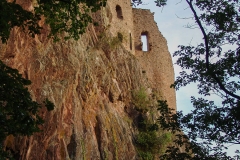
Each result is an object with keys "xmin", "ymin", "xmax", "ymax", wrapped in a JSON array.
[
  {"xmin": 0, "ymin": 0, "xmax": 104, "ymax": 158},
  {"xmin": 135, "ymin": 117, "xmax": 172, "ymax": 160},
  {"xmin": 133, "ymin": 0, "xmax": 240, "ymax": 159},
  {"xmin": 109, "ymin": 32, "xmax": 124, "ymax": 49},
  {"xmin": 132, "ymin": 87, "xmax": 150, "ymax": 112},
  {"xmin": 0, "ymin": 61, "xmax": 54, "ymax": 159},
  {"xmin": 0, "ymin": 0, "xmax": 106, "ymax": 42},
  {"xmin": 132, "ymin": 88, "xmax": 172, "ymax": 159},
  {"xmin": 96, "ymin": 31, "xmax": 124, "ymax": 52},
  {"xmin": 2, "ymin": 0, "xmax": 239, "ymax": 159}
]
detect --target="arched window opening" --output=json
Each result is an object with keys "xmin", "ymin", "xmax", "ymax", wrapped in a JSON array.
[
  {"xmin": 141, "ymin": 32, "xmax": 149, "ymax": 51},
  {"xmin": 116, "ymin": 5, "xmax": 123, "ymax": 19}
]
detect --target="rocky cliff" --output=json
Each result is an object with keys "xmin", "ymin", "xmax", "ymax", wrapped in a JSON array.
[{"xmin": 0, "ymin": 1, "xmax": 176, "ymax": 159}]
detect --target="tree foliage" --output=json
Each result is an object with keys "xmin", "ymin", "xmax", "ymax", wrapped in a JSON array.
[
  {"xmin": 172, "ymin": 0, "xmax": 240, "ymax": 154},
  {"xmin": 0, "ymin": 0, "xmax": 106, "ymax": 42},
  {"xmin": 0, "ymin": 0, "xmax": 41, "ymax": 43},
  {"xmin": 0, "ymin": 0, "xmax": 104, "ymax": 158},
  {"xmin": 35, "ymin": 0, "xmax": 106, "ymax": 41},
  {"xmin": 158, "ymin": 100, "xmax": 239, "ymax": 160},
  {"xmin": 134, "ymin": 0, "xmax": 240, "ymax": 159},
  {"xmin": 0, "ymin": 61, "xmax": 54, "ymax": 159}
]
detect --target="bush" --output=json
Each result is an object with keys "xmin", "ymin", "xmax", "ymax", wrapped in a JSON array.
[
  {"xmin": 159, "ymin": 132, "xmax": 172, "ymax": 154},
  {"xmin": 138, "ymin": 150, "xmax": 154, "ymax": 160},
  {"xmin": 135, "ymin": 115, "xmax": 172, "ymax": 159},
  {"xmin": 132, "ymin": 87, "xmax": 172, "ymax": 159},
  {"xmin": 96, "ymin": 31, "xmax": 124, "ymax": 51},
  {"xmin": 132, "ymin": 87, "xmax": 150, "ymax": 112},
  {"xmin": 136, "ymin": 131, "xmax": 160, "ymax": 151},
  {"xmin": 0, "ymin": 60, "xmax": 54, "ymax": 159},
  {"xmin": 136, "ymin": 130, "xmax": 172, "ymax": 159}
]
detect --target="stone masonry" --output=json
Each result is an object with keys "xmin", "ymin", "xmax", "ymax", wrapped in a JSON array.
[
  {"xmin": 107, "ymin": 0, "xmax": 135, "ymax": 54},
  {"xmin": 133, "ymin": 8, "xmax": 176, "ymax": 109},
  {"xmin": 108, "ymin": 1, "xmax": 176, "ymax": 109}
]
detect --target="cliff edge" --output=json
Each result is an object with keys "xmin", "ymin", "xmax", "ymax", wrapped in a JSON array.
[{"xmin": 0, "ymin": 0, "xmax": 176, "ymax": 159}]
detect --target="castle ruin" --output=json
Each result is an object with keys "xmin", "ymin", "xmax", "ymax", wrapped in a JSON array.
[{"xmin": 108, "ymin": 0, "xmax": 176, "ymax": 110}]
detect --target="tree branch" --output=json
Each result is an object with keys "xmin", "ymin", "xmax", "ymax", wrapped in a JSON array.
[{"xmin": 186, "ymin": 0, "xmax": 240, "ymax": 100}]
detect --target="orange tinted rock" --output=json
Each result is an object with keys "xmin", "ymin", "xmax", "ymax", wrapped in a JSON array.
[{"xmin": 0, "ymin": 0, "xmax": 176, "ymax": 159}]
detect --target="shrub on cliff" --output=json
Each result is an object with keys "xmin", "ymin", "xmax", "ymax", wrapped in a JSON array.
[
  {"xmin": 133, "ymin": 89, "xmax": 172, "ymax": 159},
  {"xmin": 0, "ymin": 61, "xmax": 54, "ymax": 159},
  {"xmin": 135, "ymin": 114, "xmax": 172, "ymax": 160},
  {"xmin": 132, "ymin": 87, "xmax": 150, "ymax": 112}
]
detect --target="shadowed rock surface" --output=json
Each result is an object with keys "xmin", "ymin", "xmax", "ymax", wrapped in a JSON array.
[{"xmin": 0, "ymin": 0, "xmax": 176, "ymax": 159}]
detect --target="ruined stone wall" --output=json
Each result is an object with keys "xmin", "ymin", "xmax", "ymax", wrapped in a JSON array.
[
  {"xmin": 0, "ymin": 1, "xmax": 177, "ymax": 159},
  {"xmin": 133, "ymin": 8, "xmax": 176, "ymax": 110},
  {"xmin": 106, "ymin": 0, "xmax": 135, "ymax": 54}
]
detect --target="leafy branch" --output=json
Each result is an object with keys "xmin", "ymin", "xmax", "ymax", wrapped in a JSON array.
[{"xmin": 186, "ymin": 0, "xmax": 240, "ymax": 100}]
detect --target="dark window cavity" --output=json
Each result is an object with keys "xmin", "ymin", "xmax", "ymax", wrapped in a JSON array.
[{"xmin": 116, "ymin": 5, "xmax": 123, "ymax": 19}]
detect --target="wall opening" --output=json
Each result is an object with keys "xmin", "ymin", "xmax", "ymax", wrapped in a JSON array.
[
  {"xmin": 130, "ymin": 33, "xmax": 132, "ymax": 50},
  {"xmin": 116, "ymin": 5, "xmax": 123, "ymax": 19},
  {"xmin": 141, "ymin": 32, "xmax": 149, "ymax": 51}
]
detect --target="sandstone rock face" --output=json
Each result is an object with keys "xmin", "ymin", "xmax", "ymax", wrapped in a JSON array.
[
  {"xmin": 1, "ymin": 27, "xmax": 141, "ymax": 159},
  {"xmin": 0, "ymin": 0, "xmax": 176, "ymax": 159}
]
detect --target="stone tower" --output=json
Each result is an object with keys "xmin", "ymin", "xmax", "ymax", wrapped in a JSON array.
[
  {"xmin": 107, "ymin": 1, "xmax": 176, "ymax": 109},
  {"xmin": 107, "ymin": 0, "xmax": 135, "ymax": 54},
  {"xmin": 133, "ymin": 8, "xmax": 176, "ymax": 109}
]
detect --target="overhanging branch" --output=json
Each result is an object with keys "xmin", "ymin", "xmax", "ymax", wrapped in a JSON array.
[{"xmin": 186, "ymin": 0, "xmax": 240, "ymax": 100}]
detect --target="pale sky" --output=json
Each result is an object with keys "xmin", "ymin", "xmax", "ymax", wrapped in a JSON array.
[
  {"xmin": 136, "ymin": 0, "xmax": 202, "ymax": 114},
  {"xmin": 136, "ymin": 0, "xmax": 239, "ymax": 157}
]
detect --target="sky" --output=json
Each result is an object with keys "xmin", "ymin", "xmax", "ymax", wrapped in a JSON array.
[
  {"xmin": 136, "ymin": 0, "xmax": 203, "ymax": 114},
  {"xmin": 135, "ymin": 0, "xmax": 239, "ymax": 157}
]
